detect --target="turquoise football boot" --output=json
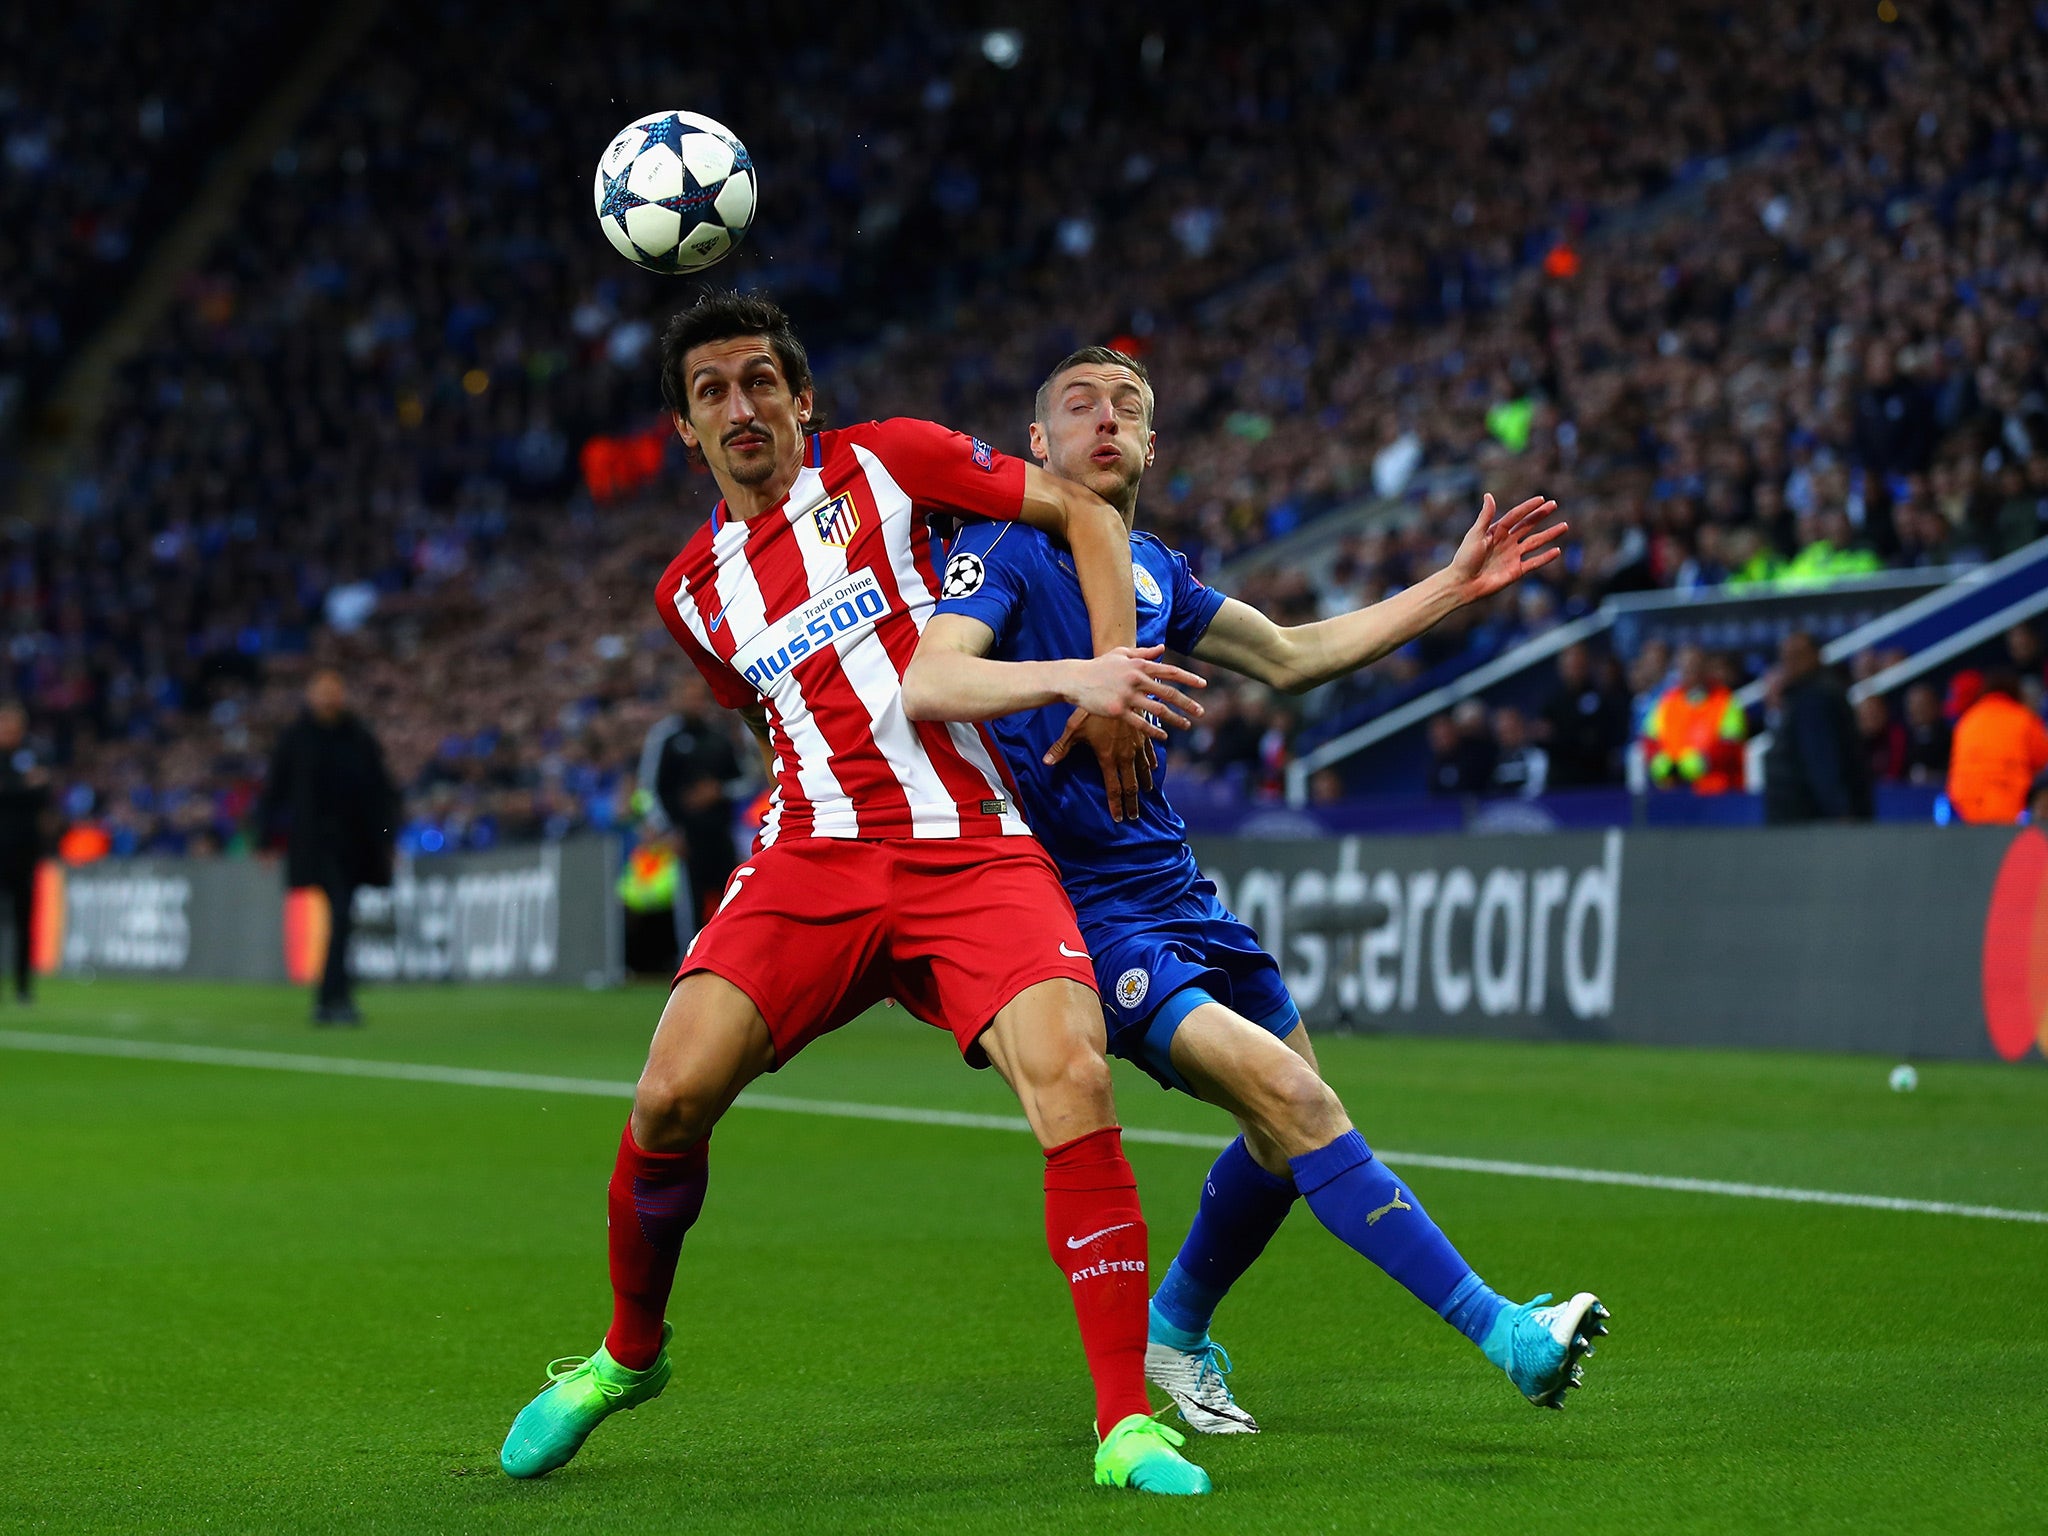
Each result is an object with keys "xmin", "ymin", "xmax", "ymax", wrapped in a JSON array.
[
  {"xmin": 1482, "ymin": 1292, "xmax": 1609, "ymax": 1408},
  {"xmin": 500, "ymin": 1323, "xmax": 673, "ymax": 1477}
]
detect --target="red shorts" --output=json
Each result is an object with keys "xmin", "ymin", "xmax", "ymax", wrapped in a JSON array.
[{"xmin": 676, "ymin": 836, "xmax": 1097, "ymax": 1068}]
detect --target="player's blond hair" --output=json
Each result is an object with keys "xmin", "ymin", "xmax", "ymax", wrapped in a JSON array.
[{"xmin": 1035, "ymin": 346, "xmax": 1154, "ymax": 429}]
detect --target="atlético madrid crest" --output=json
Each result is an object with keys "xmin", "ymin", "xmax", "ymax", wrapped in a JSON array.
[{"xmin": 812, "ymin": 492, "xmax": 860, "ymax": 547}]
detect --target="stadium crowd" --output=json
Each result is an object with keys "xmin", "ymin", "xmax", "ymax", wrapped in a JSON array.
[
  {"xmin": 1419, "ymin": 615, "xmax": 2047, "ymax": 822},
  {"xmin": 0, "ymin": 3, "xmax": 302, "ymax": 435},
  {"xmin": 4, "ymin": 0, "xmax": 2048, "ymax": 853}
]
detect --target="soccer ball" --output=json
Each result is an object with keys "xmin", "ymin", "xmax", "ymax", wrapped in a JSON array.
[{"xmin": 594, "ymin": 112, "xmax": 756, "ymax": 274}]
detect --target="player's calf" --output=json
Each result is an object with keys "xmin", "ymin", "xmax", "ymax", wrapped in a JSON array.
[
  {"xmin": 502, "ymin": 975, "xmax": 774, "ymax": 1478},
  {"xmin": 983, "ymin": 980, "xmax": 1209, "ymax": 1491}
]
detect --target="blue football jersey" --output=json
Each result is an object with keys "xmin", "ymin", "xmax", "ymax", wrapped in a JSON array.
[{"xmin": 934, "ymin": 520, "xmax": 1225, "ymax": 919}]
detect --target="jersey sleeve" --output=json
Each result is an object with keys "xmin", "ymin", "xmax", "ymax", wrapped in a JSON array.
[
  {"xmin": 1159, "ymin": 542, "xmax": 1227, "ymax": 655},
  {"xmin": 864, "ymin": 417, "xmax": 1028, "ymax": 521},
  {"xmin": 654, "ymin": 559, "xmax": 755, "ymax": 712},
  {"xmin": 932, "ymin": 518, "xmax": 1032, "ymax": 642}
]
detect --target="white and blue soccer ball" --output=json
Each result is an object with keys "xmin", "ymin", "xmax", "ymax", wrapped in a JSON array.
[{"xmin": 594, "ymin": 111, "xmax": 756, "ymax": 274}]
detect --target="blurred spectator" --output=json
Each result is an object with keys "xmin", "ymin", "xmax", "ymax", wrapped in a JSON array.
[
  {"xmin": 1857, "ymin": 695, "xmax": 1907, "ymax": 786},
  {"xmin": 1200, "ymin": 685, "xmax": 1277, "ymax": 785},
  {"xmin": 1944, "ymin": 669, "xmax": 1986, "ymax": 725},
  {"xmin": 2030, "ymin": 771, "xmax": 2048, "ymax": 828},
  {"xmin": 1538, "ymin": 643, "xmax": 1630, "ymax": 787},
  {"xmin": 0, "ymin": 704, "xmax": 50, "ymax": 1002},
  {"xmin": 1427, "ymin": 702, "xmax": 1496, "ymax": 797},
  {"xmin": 1643, "ymin": 645, "xmax": 1746, "ymax": 795},
  {"xmin": 1900, "ymin": 684, "xmax": 1951, "ymax": 786},
  {"xmin": 616, "ymin": 821, "xmax": 682, "ymax": 976},
  {"xmin": 1627, "ymin": 639, "xmax": 1674, "ymax": 741},
  {"xmin": 1487, "ymin": 708, "xmax": 1547, "ymax": 799},
  {"xmin": 1947, "ymin": 670, "xmax": 2048, "ymax": 826},
  {"xmin": 2006, "ymin": 624, "xmax": 2048, "ymax": 712},
  {"xmin": 636, "ymin": 675, "xmax": 747, "ymax": 953},
  {"xmin": 257, "ymin": 670, "xmax": 398, "ymax": 1025},
  {"xmin": 1763, "ymin": 633, "xmax": 1870, "ymax": 824}
]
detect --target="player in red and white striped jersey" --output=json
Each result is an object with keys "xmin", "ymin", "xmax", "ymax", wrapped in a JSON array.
[
  {"xmin": 656, "ymin": 414, "xmax": 1049, "ymax": 844},
  {"xmin": 501, "ymin": 292, "xmax": 1214, "ymax": 1496}
]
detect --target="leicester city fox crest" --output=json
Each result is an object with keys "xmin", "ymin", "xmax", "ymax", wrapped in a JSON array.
[
  {"xmin": 1115, "ymin": 967, "xmax": 1149, "ymax": 1011},
  {"xmin": 812, "ymin": 492, "xmax": 860, "ymax": 547}
]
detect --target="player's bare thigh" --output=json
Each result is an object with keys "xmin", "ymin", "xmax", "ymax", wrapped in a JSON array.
[
  {"xmin": 979, "ymin": 978, "xmax": 1118, "ymax": 1150},
  {"xmin": 631, "ymin": 970, "xmax": 777, "ymax": 1151},
  {"xmin": 1167, "ymin": 1004, "xmax": 1350, "ymax": 1170}
]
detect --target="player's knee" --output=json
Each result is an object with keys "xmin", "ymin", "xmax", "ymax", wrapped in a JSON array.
[
  {"xmin": 631, "ymin": 1071, "xmax": 719, "ymax": 1150},
  {"xmin": 1029, "ymin": 1037, "xmax": 1116, "ymax": 1122},
  {"xmin": 1256, "ymin": 1055, "xmax": 1348, "ymax": 1152}
]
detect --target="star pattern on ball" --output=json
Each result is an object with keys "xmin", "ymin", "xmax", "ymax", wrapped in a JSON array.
[
  {"xmin": 598, "ymin": 163, "xmax": 641, "ymax": 225},
  {"xmin": 635, "ymin": 113, "xmax": 686, "ymax": 158}
]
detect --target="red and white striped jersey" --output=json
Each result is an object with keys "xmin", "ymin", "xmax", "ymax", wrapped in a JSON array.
[{"xmin": 655, "ymin": 417, "xmax": 1035, "ymax": 847}]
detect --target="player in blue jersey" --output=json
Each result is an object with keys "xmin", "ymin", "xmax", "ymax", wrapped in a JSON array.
[{"xmin": 901, "ymin": 346, "xmax": 1608, "ymax": 1433}]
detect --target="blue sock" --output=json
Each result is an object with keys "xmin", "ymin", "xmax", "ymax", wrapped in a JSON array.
[
  {"xmin": 1149, "ymin": 1136, "xmax": 1298, "ymax": 1346},
  {"xmin": 1289, "ymin": 1130, "xmax": 1506, "ymax": 1349},
  {"xmin": 1439, "ymin": 1271, "xmax": 1514, "ymax": 1360}
]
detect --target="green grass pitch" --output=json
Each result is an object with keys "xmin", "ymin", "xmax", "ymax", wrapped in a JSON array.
[{"xmin": 3, "ymin": 978, "xmax": 2045, "ymax": 1534}]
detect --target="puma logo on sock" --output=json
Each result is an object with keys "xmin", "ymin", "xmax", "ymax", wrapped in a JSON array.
[{"xmin": 1365, "ymin": 1189, "xmax": 1413, "ymax": 1226}]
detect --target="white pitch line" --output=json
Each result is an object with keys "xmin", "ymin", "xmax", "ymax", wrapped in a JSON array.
[{"xmin": 5, "ymin": 1028, "xmax": 2045, "ymax": 1226}]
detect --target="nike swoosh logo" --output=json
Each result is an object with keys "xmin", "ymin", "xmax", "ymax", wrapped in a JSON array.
[
  {"xmin": 1065, "ymin": 1222, "xmax": 1136, "ymax": 1250},
  {"xmin": 1059, "ymin": 942, "xmax": 1089, "ymax": 959},
  {"xmin": 708, "ymin": 604, "xmax": 729, "ymax": 633}
]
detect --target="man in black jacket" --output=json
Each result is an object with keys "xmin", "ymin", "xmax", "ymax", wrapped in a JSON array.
[
  {"xmin": 1763, "ymin": 632, "xmax": 1873, "ymax": 824},
  {"xmin": 635, "ymin": 675, "xmax": 745, "ymax": 952},
  {"xmin": 260, "ymin": 670, "xmax": 399, "ymax": 1024},
  {"xmin": 0, "ymin": 704, "xmax": 50, "ymax": 1002},
  {"xmin": 1539, "ymin": 643, "xmax": 1631, "ymax": 787}
]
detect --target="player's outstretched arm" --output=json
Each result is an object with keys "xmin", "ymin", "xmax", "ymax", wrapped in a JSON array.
[
  {"xmin": 1193, "ymin": 493, "xmax": 1566, "ymax": 693},
  {"xmin": 903, "ymin": 615, "xmax": 1204, "ymax": 732},
  {"xmin": 1015, "ymin": 465, "xmax": 1140, "ymax": 657}
]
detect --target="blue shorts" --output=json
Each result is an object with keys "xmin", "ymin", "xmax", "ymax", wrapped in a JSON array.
[{"xmin": 1080, "ymin": 879, "xmax": 1300, "ymax": 1094}]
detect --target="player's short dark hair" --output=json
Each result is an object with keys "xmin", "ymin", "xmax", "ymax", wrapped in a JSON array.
[
  {"xmin": 1034, "ymin": 345, "xmax": 1154, "ymax": 427},
  {"xmin": 659, "ymin": 290, "xmax": 821, "ymax": 426}
]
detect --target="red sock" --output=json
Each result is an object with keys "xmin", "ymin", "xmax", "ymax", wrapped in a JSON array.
[
  {"xmin": 1044, "ymin": 1126, "xmax": 1152, "ymax": 1436},
  {"xmin": 602, "ymin": 1122, "xmax": 710, "ymax": 1370}
]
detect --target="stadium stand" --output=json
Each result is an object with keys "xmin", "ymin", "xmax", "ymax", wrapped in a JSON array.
[
  {"xmin": 4, "ymin": 0, "xmax": 2045, "ymax": 852},
  {"xmin": 0, "ymin": 4, "xmax": 305, "ymax": 442}
]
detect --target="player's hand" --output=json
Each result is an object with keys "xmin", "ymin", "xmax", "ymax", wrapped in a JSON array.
[
  {"xmin": 1448, "ymin": 493, "xmax": 1568, "ymax": 602},
  {"xmin": 1060, "ymin": 646, "xmax": 1206, "ymax": 732},
  {"xmin": 1044, "ymin": 710, "xmax": 1157, "ymax": 822}
]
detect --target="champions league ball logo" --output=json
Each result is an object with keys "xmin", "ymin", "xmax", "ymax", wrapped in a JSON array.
[{"xmin": 941, "ymin": 552, "xmax": 985, "ymax": 599}]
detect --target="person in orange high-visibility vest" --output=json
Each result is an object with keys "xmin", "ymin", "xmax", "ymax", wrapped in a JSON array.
[
  {"xmin": 1642, "ymin": 645, "xmax": 1749, "ymax": 794},
  {"xmin": 1948, "ymin": 669, "xmax": 2048, "ymax": 824}
]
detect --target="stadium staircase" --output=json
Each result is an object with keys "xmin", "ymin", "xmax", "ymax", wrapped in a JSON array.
[{"xmin": 7, "ymin": 0, "xmax": 389, "ymax": 525}]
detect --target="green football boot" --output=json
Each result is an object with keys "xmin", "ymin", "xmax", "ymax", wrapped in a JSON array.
[
  {"xmin": 1092, "ymin": 1412, "xmax": 1212, "ymax": 1495},
  {"xmin": 500, "ymin": 1323, "xmax": 673, "ymax": 1478}
]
